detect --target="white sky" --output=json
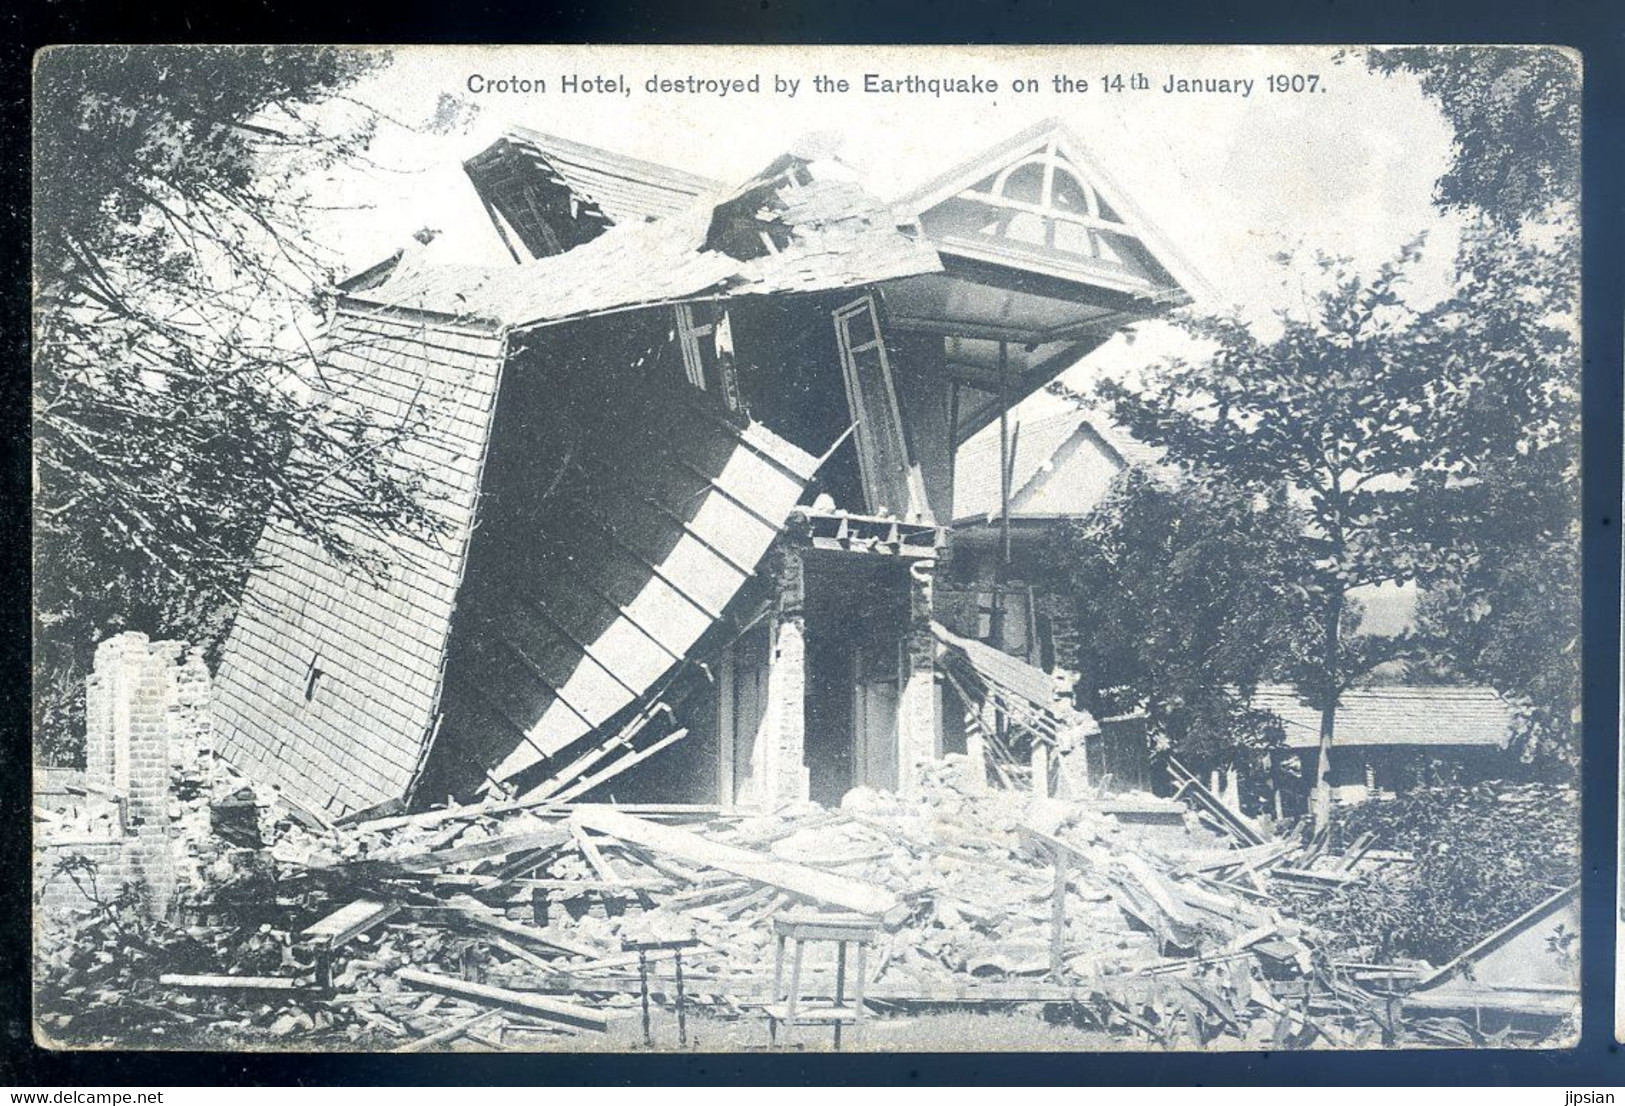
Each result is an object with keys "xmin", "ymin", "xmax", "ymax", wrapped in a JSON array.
[
  {"xmin": 299, "ymin": 45, "xmax": 1455, "ymax": 630},
  {"xmin": 309, "ymin": 44, "xmax": 1463, "ymax": 431},
  {"xmin": 319, "ymin": 44, "xmax": 1461, "ymax": 310}
]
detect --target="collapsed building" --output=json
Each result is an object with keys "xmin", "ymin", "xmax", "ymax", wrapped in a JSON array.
[{"xmin": 211, "ymin": 119, "xmax": 1200, "ymax": 824}]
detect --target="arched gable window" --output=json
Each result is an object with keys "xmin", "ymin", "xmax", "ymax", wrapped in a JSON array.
[{"xmin": 933, "ymin": 144, "xmax": 1133, "ymax": 268}]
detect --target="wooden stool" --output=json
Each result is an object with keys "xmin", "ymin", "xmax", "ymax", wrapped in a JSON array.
[{"xmin": 765, "ymin": 911, "xmax": 879, "ymax": 1051}]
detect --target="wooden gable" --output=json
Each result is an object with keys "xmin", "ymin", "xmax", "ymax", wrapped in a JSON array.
[
  {"xmin": 895, "ymin": 118, "xmax": 1200, "ymax": 302},
  {"xmin": 884, "ymin": 119, "xmax": 1202, "ymax": 445}
]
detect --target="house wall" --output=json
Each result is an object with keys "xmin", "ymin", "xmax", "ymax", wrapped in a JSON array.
[
  {"xmin": 1266, "ymin": 744, "xmax": 1513, "ymax": 813},
  {"xmin": 938, "ymin": 524, "xmax": 1078, "ymax": 674}
]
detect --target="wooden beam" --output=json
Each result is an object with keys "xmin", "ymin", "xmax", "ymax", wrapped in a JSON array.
[
  {"xmin": 382, "ymin": 828, "xmax": 570, "ymax": 872},
  {"xmin": 434, "ymin": 899, "xmax": 603, "ymax": 959},
  {"xmin": 548, "ymin": 727, "xmax": 691, "ymax": 803},
  {"xmin": 301, "ymin": 899, "xmax": 401, "ymax": 948},
  {"xmin": 573, "ymin": 807, "xmax": 905, "ymax": 923},
  {"xmin": 159, "ymin": 974, "xmax": 305, "ymax": 991},
  {"xmin": 397, "ymin": 968, "xmax": 611, "ymax": 1032},
  {"xmin": 392, "ymin": 1009, "xmax": 505, "ymax": 1053}
]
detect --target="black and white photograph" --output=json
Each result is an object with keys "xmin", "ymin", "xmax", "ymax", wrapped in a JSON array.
[{"xmin": 30, "ymin": 44, "xmax": 1583, "ymax": 1053}]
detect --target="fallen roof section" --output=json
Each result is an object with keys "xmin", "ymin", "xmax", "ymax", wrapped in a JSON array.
[
  {"xmin": 443, "ymin": 375, "xmax": 821, "ymax": 787},
  {"xmin": 347, "ymin": 158, "xmax": 943, "ymax": 331},
  {"xmin": 212, "ymin": 309, "xmax": 510, "ymax": 820}
]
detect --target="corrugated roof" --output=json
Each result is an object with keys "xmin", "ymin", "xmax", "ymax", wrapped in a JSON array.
[
  {"xmin": 212, "ymin": 309, "xmax": 509, "ymax": 820},
  {"xmin": 439, "ymin": 359, "xmax": 821, "ymax": 787},
  {"xmin": 1249, "ymin": 684, "xmax": 1518, "ymax": 750},
  {"xmin": 953, "ymin": 408, "xmax": 1165, "ymax": 524},
  {"xmin": 351, "ymin": 166, "xmax": 942, "ymax": 331}
]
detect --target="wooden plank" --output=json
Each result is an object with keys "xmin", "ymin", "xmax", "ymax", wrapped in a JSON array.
[
  {"xmin": 574, "ymin": 806, "xmax": 905, "ymax": 922},
  {"xmin": 159, "ymin": 973, "xmax": 305, "ymax": 991},
  {"xmin": 301, "ymin": 898, "xmax": 401, "ymax": 947},
  {"xmin": 510, "ymin": 877, "xmax": 671, "ymax": 893},
  {"xmin": 387, "ymin": 828, "xmax": 570, "ymax": 871},
  {"xmin": 1165, "ymin": 754, "xmax": 1268, "ymax": 847},
  {"xmin": 1271, "ymin": 866, "xmax": 1360, "ymax": 886},
  {"xmin": 570, "ymin": 823, "xmax": 622, "ymax": 883},
  {"xmin": 434, "ymin": 899, "xmax": 604, "ymax": 958},
  {"xmin": 1115, "ymin": 854, "xmax": 1201, "ymax": 929},
  {"xmin": 549, "ymin": 727, "xmax": 691, "ymax": 803},
  {"xmin": 391, "ymin": 1008, "xmax": 504, "ymax": 1053},
  {"xmin": 397, "ymin": 968, "xmax": 611, "ymax": 1031}
]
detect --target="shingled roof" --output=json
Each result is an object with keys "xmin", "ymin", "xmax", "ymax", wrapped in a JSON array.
[
  {"xmin": 1249, "ymin": 684, "xmax": 1519, "ymax": 751},
  {"xmin": 463, "ymin": 128, "xmax": 721, "ymax": 260},
  {"xmin": 212, "ymin": 310, "xmax": 509, "ymax": 819}
]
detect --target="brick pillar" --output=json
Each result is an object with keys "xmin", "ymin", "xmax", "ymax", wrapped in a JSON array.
[
  {"xmin": 896, "ymin": 558, "xmax": 940, "ymax": 796},
  {"xmin": 85, "ymin": 632, "xmax": 152, "ymax": 796},
  {"xmin": 81, "ymin": 632, "xmax": 189, "ymax": 917},
  {"xmin": 758, "ymin": 544, "xmax": 810, "ymax": 805}
]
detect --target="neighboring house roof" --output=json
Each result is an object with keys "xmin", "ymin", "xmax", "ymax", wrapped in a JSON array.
[
  {"xmin": 952, "ymin": 408, "xmax": 1165, "ymax": 525},
  {"xmin": 1249, "ymin": 684, "xmax": 1519, "ymax": 751},
  {"xmin": 464, "ymin": 127, "xmax": 721, "ymax": 260}
]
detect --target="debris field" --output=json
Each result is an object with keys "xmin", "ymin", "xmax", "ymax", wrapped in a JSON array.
[{"xmin": 37, "ymin": 750, "xmax": 1479, "ymax": 1052}]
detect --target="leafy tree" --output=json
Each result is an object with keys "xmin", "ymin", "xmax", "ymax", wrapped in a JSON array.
[
  {"xmin": 1364, "ymin": 46, "xmax": 1579, "ymax": 226},
  {"xmin": 1042, "ymin": 469, "xmax": 1306, "ymax": 783},
  {"xmin": 1284, "ymin": 781, "xmax": 1579, "ymax": 965},
  {"xmin": 1408, "ymin": 224, "xmax": 1580, "ymax": 767},
  {"xmin": 1095, "ymin": 244, "xmax": 1500, "ymax": 829},
  {"xmin": 1360, "ymin": 47, "xmax": 1582, "ymax": 767},
  {"xmin": 33, "ymin": 46, "xmax": 454, "ymax": 762}
]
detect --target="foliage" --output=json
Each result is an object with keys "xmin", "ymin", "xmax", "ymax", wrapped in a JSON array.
[
  {"xmin": 1085, "ymin": 243, "xmax": 1494, "ymax": 821},
  {"xmin": 1365, "ymin": 46, "xmax": 1580, "ymax": 226},
  {"xmin": 1042, "ymin": 469, "xmax": 1309, "ymax": 773},
  {"xmin": 1285, "ymin": 782, "xmax": 1580, "ymax": 965},
  {"xmin": 1365, "ymin": 46, "xmax": 1584, "ymax": 769},
  {"xmin": 32, "ymin": 47, "xmax": 454, "ymax": 762}
]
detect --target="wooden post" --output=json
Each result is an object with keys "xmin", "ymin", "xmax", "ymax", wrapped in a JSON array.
[
  {"xmin": 1031, "ymin": 739, "xmax": 1050, "ymax": 798},
  {"xmin": 833, "ymin": 940, "xmax": 848, "ymax": 1051},
  {"xmin": 991, "ymin": 342, "xmax": 1012, "ymax": 652},
  {"xmin": 853, "ymin": 940, "xmax": 868, "ymax": 1049},
  {"xmin": 718, "ymin": 644, "xmax": 736, "ymax": 809},
  {"xmin": 1049, "ymin": 843, "xmax": 1069, "ymax": 981},
  {"xmin": 769, "ymin": 932, "xmax": 785, "ymax": 1048},
  {"xmin": 637, "ymin": 949, "xmax": 652, "ymax": 1048},
  {"xmin": 674, "ymin": 947, "xmax": 689, "ymax": 1048}
]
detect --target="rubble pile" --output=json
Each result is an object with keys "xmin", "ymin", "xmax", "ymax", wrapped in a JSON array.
[{"xmin": 37, "ymin": 748, "xmax": 1439, "ymax": 1051}]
